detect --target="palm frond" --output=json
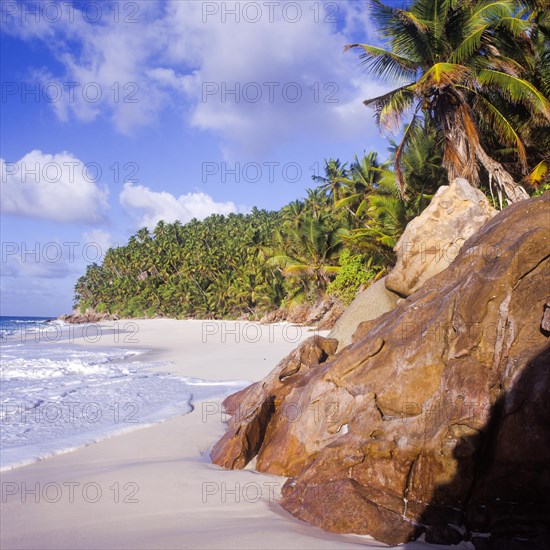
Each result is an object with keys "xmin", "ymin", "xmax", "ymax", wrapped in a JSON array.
[
  {"xmin": 283, "ymin": 264, "xmax": 314, "ymax": 277},
  {"xmin": 265, "ymin": 255, "xmax": 294, "ymax": 269},
  {"xmin": 344, "ymin": 43, "xmax": 418, "ymax": 82},
  {"xmin": 395, "ymin": 8, "xmax": 428, "ymax": 33},
  {"xmin": 378, "ymin": 87, "xmax": 417, "ymax": 130},
  {"xmin": 497, "ymin": 16, "xmax": 532, "ymax": 37},
  {"xmin": 394, "ymin": 105, "xmax": 422, "ymax": 196},
  {"xmin": 449, "ymin": 26, "xmax": 486, "ymax": 63},
  {"xmin": 335, "ymin": 195, "xmax": 360, "ymax": 209},
  {"xmin": 477, "ymin": 69, "xmax": 550, "ymax": 119},
  {"xmin": 524, "ymin": 160, "xmax": 549, "ymax": 187},
  {"xmin": 416, "ymin": 62, "xmax": 470, "ymax": 91},
  {"xmin": 369, "ymin": 0, "xmax": 434, "ymax": 63},
  {"xmin": 470, "ymin": 91, "xmax": 528, "ymax": 169},
  {"xmin": 363, "ymin": 83, "xmax": 416, "ymax": 107},
  {"xmin": 320, "ymin": 265, "xmax": 341, "ymax": 276},
  {"xmin": 472, "ymin": 0, "xmax": 515, "ymax": 22}
]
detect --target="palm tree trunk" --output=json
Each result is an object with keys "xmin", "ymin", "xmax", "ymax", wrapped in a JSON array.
[
  {"xmin": 475, "ymin": 145, "xmax": 530, "ymax": 204},
  {"xmin": 443, "ymin": 122, "xmax": 479, "ymax": 184},
  {"xmin": 443, "ymin": 108, "xmax": 529, "ymax": 206}
]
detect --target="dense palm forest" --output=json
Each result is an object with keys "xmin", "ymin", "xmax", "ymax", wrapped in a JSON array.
[
  {"xmin": 76, "ymin": 151, "xmax": 432, "ymax": 318},
  {"xmin": 74, "ymin": 0, "xmax": 549, "ymax": 320}
]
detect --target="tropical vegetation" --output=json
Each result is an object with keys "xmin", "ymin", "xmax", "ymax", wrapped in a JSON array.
[
  {"xmin": 345, "ymin": 0, "xmax": 549, "ymax": 206},
  {"xmin": 73, "ymin": 0, "xmax": 548, "ymax": 319}
]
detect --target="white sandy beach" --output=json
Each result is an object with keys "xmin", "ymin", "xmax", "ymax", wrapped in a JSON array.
[{"xmin": 0, "ymin": 319, "xmax": 469, "ymax": 550}]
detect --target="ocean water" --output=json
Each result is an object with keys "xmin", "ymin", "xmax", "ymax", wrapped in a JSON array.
[
  {"xmin": 0, "ymin": 316, "xmax": 56, "ymax": 339},
  {"xmin": 0, "ymin": 316, "xmax": 249, "ymax": 470}
]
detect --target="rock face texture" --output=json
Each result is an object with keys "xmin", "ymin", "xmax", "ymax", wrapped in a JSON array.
[
  {"xmin": 211, "ymin": 194, "xmax": 550, "ymax": 548},
  {"xmin": 385, "ymin": 178, "xmax": 497, "ymax": 297},
  {"xmin": 211, "ymin": 335, "xmax": 340, "ymax": 472},
  {"xmin": 328, "ymin": 276, "xmax": 400, "ymax": 351}
]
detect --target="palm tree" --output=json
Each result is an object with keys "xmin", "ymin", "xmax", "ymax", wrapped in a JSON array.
[
  {"xmin": 305, "ymin": 187, "xmax": 331, "ymax": 218},
  {"xmin": 346, "ymin": 0, "xmax": 550, "ymax": 205},
  {"xmin": 267, "ymin": 212, "xmax": 346, "ymax": 297},
  {"xmin": 388, "ymin": 121, "xmax": 446, "ymax": 198},
  {"xmin": 312, "ymin": 159, "xmax": 350, "ymax": 204},
  {"xmin": 280, "ymin": 200, "xmax": 306, "ymax": 225},
  {"xmin": 334, "ymin": 151, "xmax": 382, "ymax": 220},
  {"xmin": 511, "ymin": 3, "xmax": 550, "ymax": 188}
]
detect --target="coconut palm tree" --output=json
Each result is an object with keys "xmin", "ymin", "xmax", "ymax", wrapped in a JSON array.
[
  {"xmin": 312, "ymin": 158, "xmax": 350, "ymax": 204},
  {"xmin": 334, "ymin": 151, "xmax": 382, "ymax": 221},
  {"xmin": 346, "ymin": 0, "xmax": 550, "ymax": 205},
  {"xmin": 267, "ymin": 212, "xmax": 347, "ymax": 297}
]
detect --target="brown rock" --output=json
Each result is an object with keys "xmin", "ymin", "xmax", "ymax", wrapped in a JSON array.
[
  {"xmin": 386, "ymin": 177, "xmax": 497, "ymax": 297},
  {"xmin": 328, "ymin": 276, "xmax": 400, "ymax": 351},
  {"xmin": 258, "ymin": 309, "xmax": 288, "ymax": 324},
  {"xmin": 59, "ymin": 309, "xmax": 119, "ymax": 324},
  {"xmin": 210, "ymin": 334, "xmax": 339, "ymax": 470},
  {"xmin": 315, "ymin": 298, "xmax": 345, "ymax": 331},
  {"xmin": 259, "ymin": 298, "xmax": 345, "ymax": 330},
  {"xmin": 212, "ymin": 193, "xmax": 550, "ymax": 547}
]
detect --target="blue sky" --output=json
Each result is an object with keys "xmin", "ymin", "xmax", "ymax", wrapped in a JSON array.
[{"xmin": 1, "ymin": 0, "xmax": 396, "ymax": 316}]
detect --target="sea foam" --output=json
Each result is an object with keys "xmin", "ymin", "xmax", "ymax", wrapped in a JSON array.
[{"xmin": 0, "ymin": 321, "xmax": 249, "ymax": 470}]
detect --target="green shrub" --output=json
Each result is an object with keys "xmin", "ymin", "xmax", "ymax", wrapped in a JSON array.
[
  {"xmin": 327, "ymin": 250, "xmax": 377, "ymax": 305},
  {"xmin": 532, "ymin": 183, "xmax": 550, "ymax": 197}
]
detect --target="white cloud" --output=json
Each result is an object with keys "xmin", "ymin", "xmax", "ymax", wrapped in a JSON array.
[
  {"xmin": 4, "ymin": 254, "xmax": 74, "ymax": 279},
  {"xmin": 82, "ymin": 229, "xmax": 113, "ymax": 249},
  {"xmin": 119, "ymin": 182, "xmax": 237, "ymax": 229},
  {"xmin": 0, "ymin": 237, "xmax": 82, "ymax": 279},
  {"xmin": 4, "ymin": 1, "xmax": 387, "ymax": 151},
  {"xmin": 166, "ymin": 1, "xmax": 386, "ymax": 156},
  {"xmin": 3, "ymin": 1, "xmax": 171, "ymax": 134},
  {"xmin": 1, "ymin": 231, "xmax": 115, "ymax": 285},
  {"xmin": 0, "ymin": 150, "xmax": 109, "ymax": 223}
]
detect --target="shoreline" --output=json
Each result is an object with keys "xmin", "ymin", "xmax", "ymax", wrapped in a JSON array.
[
  {"xmin": 0, "ymin": 319, "xmax": 467, "ymax": 549},
  {"xmin": 1, "ymin": 319, "xmax": 320, "ymax": 472}
]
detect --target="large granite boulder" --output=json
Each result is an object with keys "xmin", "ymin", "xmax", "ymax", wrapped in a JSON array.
[
  {"xmin": 386, "ymin": 177, "xmax": 497, "ymax": 297},
  {"xmin": 211, "ymin": 193, "xmax": 550, "ymax": 548},
  {"xmin": 210, "ymin": 334, "xmax": 339, "ymax": 471},
  {"xmin": 328, "ymin": 276, "xmax": 400, "ymax": 351}
]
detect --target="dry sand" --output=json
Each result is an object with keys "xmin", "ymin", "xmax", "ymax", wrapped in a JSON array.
[{"xmin": 0, "ymin": 320, "xmax": 470, "ymax": 549}]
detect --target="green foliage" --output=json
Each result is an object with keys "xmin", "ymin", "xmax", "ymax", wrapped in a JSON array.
[
  {"xmin": 347, "ymin": 0, "xmax": 550, "ymax": 204},
  {"xmin": 74, "ymin": 209, "xmax": 286, "ymax": 319},
  {"xmin": 73, "ymin": 152, "xmax": 423, "ymax": 319},
  {"xmin": 532, "ymin": 183, "xmax": 550, "ymax": 197},
  {"xmin": 95, "ymin": 303, "xmax": 108, "ymax": 314},
  {"xmin": 267, "ymin": 199, "xmax": 348, "ymax": 302},
  {"xmin": 118, "ymin": 296, "xmax": 145, "ymax": 318},
  {"xmin": 327, "ymin": 250, "xmax": 379, "ymax": 305}
]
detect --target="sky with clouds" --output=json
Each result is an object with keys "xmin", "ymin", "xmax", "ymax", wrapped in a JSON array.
[{"xmin": 1, "ymin": 0, "xmax": 397, "ymax": 316}]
